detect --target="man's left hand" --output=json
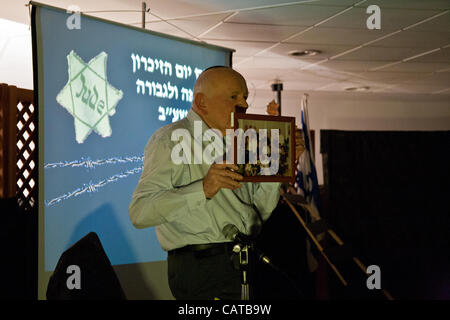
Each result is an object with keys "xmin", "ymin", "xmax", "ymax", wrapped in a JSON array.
[{"xmin": 266, "ymin": 99, "xmax": 279, "ymax": 116}]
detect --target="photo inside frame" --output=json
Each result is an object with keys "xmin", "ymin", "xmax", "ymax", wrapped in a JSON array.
[{"xmin": 235, "ymin": 117, "xmax": 293, "ymax": 180}]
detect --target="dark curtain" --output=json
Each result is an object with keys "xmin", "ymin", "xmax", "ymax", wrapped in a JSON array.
[
  {"xmin": 254, "ymin": 201, "xmax": 315, "ymax": 299},
  {"xmin": 321, "ymin": 130, "xmax": 450, "ymax": 299}
]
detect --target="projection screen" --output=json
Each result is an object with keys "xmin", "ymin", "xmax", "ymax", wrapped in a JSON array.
[{"xmin": 32, "ymin": 2, "xmax": 233, "ymax": 299}]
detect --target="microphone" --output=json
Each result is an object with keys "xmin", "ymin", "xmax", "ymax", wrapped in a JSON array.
[
  {"xmin": 222, "ymin": 224, "xmax": 304, "ymax": 297},
  {"xmin": 222, "ymin": 224, "xmax": 276, "ymax": 268},
  {"xmin": 222, "ymin": 224, "xmax": 252, "ymax": 245}
]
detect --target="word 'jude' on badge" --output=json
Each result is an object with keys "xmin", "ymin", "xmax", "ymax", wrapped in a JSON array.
[{"xmin": 56, "ymin": 50, "xmax": 123, "ymax": 144}]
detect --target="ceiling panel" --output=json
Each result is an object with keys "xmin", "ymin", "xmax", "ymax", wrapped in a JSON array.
[
  {"xmin": 314, "ymin": 81, "xmax": 389, "ymax": 92},
  {"xmin": 301, "ymin": 68, "xmax": 355, "ymax": 81},
  {"xmin": 259, "ymin": 43, "xmax": 354, "ymax": 60},
  {"xmin": 226, "ymin": 4, "xmax": 345, "ymax": 26},
  {"xmin": 434, "ymin": 88, "xmax": 450, "ymax": 93},
  {"xmin": 355, "ymin": 71, "xmax": 431, "ymax": 84},
  {"xmin": 403, "ymin": 72, "xmax": 450, "ymax": 85},
  {"xmin": 236, "ymin": 56, "xmax": 305, "ymax": 70},
  {"xmin": 160, "ymin": 13, "xmax": 231, "ymax": 37},
  {"xmin": 236, "ymin": 66, "xmax": 290, "ymax": 82},
  {"xmin": 394, "ymin": 82, "xmax": 450, "ymax": 94},
  {"xmin": 408, "ymin": 12, "xmax": 450, "ymax": 33},
  {"xmin": 204, "ymin": 22, "xmax": 306, "ymax": 41},
  {"xmin": 371, "ymin": 30, "xmax": 450, "ymax": 48},
  {"xmin": 164, "ymin": 0, "xmax": 323, "ymax": 13},
  {"xmin": 319, "ymin": 7, "xmax": 442, "ymax": 30},
  {"xmin": 136, "ymin": 0, "xmax": 224, "ymax": 18},
  {"xmin": 334, "ymin": 46, "xmax": 429, "ymax": 61},
  {"xmin": 319, "ymin": 60, "xmax": 391, "ymax": 72},
  {"xmin": 273, "ymin": 69, "xmax": 340, "ymax": 82},
  {"xmin": 355, "ymin": 0, "xmax": 450, "ymax": 10},
  {"xmin": 89, "ymin": 11, "xmax": 147, "ymax": 24},
  {"xmin": 3, "ymin": 0, "xmax": 450, "ymax": 95},
  {"xmin": 376, "ymin": 85, "xmax": 419, "ymax": 94},
  {"xmin": 410, "ymin": 47, "xmax": 450, "ymax": 63},
  {"xmin": 203, "ymin": 39, "xmax": 276, "ymax": 56},
  {"xmin": 237, "ymin": 78, "xmax": 268, "ymax": 90},
  {"xmin": 237, "ymin": 67, "xmax": 335, "ymax": 87},
  {"xmin": 231, "ymin": 56, "xmax": 250, "ymax": 66},
  {"xmin": 144, "ymin": 21, "xmax": 193, "ymax": 38},
  {"xmin": 283, "ymin": 80, "xmax": 330, "ymax": 91},
  {"xmin": 378, "ymin": 61, "xmax": 450, "ymax": 72},
  {"xmin": 307, "ymin": 0, "xmax": 361, "ymax": 6},
  {"xmin": 288, "ymin": 27, "xmax": 391, "ymax": 46}
]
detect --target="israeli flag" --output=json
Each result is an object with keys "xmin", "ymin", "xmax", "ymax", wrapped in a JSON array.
[
  {"xmin": 295, "ymin": 94, "xmax": 322, "ymax": 272},
  {"xmin": 296, "ymin": 94, "xmax": 321, "ymax": 221}
]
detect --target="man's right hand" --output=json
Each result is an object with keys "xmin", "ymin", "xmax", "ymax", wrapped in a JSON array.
[{"xmin": 203, "ymin": 163, "xmax": 243, "ymax": 199}]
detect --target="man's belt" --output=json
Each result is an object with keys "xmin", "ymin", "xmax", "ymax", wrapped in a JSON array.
[{"xmin": 168, "ymin": 242, "xmax": 233, "ymax": 259}]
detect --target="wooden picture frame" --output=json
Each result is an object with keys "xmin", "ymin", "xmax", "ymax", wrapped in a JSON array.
[{"xmin": 232, "ymin": 112, "xmax": 296, "ymax": 183}]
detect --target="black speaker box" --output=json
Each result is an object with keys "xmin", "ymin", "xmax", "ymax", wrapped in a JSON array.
[{"xmin": 46, "ymin": 232, "xmax": 125, "ymax": 300}]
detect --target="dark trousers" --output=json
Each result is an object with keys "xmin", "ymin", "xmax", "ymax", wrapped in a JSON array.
[{"xmin": 167, "ymin": 244, "xmax": 241, "ymax": 300}]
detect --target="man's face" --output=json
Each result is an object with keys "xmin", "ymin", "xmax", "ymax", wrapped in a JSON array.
[{"xmin": 203, "ymin": 71, "xmax": 249, "ymax": 135}]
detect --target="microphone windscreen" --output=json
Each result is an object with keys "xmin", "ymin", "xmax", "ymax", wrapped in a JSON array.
[{"xmin": 222, "ymin": 224, "xmax": 239, "ymax": 241}]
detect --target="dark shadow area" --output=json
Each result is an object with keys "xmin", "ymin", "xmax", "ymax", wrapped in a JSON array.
[
  {"xmin": 253, "ymin": 201, "xmax": 316, "ymax": 299},
  {"xmin": 0, "ymin": 198, "xmax": 36, "ymax": 299},
  {"xmin": 320, "ymin": 130, "xmax": 450, "ymax": 299}
]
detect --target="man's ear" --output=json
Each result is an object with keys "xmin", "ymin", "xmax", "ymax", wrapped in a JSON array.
[{"xmin": 193, "ymin": 92, "xmax": 208, "ymax": 116}]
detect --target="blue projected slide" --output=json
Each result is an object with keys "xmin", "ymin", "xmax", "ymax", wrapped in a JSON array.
[{"xmin": 34, "ymin": 4, "xmax": 232, "ymax": 271}]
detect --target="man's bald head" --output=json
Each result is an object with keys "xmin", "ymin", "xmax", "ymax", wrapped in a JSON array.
[
  {"xmin": 192, "ymin": 66, "xmax": 249, "ymax": 135},
  {"xmin": 193, "ymin": 66, "xmax": 245, "ymax": 98}
]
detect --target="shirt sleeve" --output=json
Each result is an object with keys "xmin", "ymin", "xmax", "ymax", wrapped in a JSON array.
[
  {"xmin": 252, "ymin": 182, "xmax": 281, "ymax": 222},
  {"xmin": 129, "ymin": 133, "xmax": 206, "ymax": 228}
]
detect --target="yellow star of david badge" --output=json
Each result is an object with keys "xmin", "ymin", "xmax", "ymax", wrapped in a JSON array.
[{"xmin": 56, "ymin": 50, "xmax": 123, "ymax": 143}]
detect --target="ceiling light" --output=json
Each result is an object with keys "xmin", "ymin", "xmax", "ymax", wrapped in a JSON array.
[
  {"xmin": 288, "ymin": 49, "xmax": 322, "ymax": 57},
  {"xmin": 345, "ymin": 86, "xmax": 370, "ymax": 92}
]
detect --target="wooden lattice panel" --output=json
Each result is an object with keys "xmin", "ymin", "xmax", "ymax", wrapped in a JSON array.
[
  {"xmin": 16, "ymin": 100, "xmax": 37, "ymax": 210},
  {"xmin": 0, "ymin": 84, "xmax": 36, "ymax": 208}
]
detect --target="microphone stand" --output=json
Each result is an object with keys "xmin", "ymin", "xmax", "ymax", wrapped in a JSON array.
[
  {"xmin": 233, "ymin": 243, "xmax": 250, "ymax": 300},
  {"xmin": 231, "ymin": 238, "xmax": 304, "ymax": 300}
]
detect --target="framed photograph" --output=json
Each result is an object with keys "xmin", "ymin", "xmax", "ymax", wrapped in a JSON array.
[{"xmin": 232, "ymin": 113, "xmax": 296, "ymax": 183}]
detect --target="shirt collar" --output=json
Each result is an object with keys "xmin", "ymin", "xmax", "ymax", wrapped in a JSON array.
[
  {"xmin": 187, "ymin": 109, "xmax": 207, "ymax": 134},
  {"xmin": 186, "ymin": 108, "xmax": 202, "ymax": 124},
  {"xmin": 186, "ymin": 109, "xmax": 230, "ymax": 158},
  {"xmin": 186, "ymin": 109, "xmax": 219, "ymax": 143}
]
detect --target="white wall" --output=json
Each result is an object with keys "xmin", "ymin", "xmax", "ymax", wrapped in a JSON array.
[
  {"xmin": 248, "ymin": 89, "xmax": 450, "ymax": 185},
  {"xmin": 0, "ymin": 18, "xmax": 33, "ymax": 89}
]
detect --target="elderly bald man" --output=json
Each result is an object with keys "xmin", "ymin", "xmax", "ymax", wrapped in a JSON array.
[{"xmin": 129, "ymin": 66, "xmax": 281, "ymax": 300}]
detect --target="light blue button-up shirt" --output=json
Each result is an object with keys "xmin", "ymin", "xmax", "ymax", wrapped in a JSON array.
[{"xmin": 129, "ymin": 109, "xmax": 281, "ymax": 251}]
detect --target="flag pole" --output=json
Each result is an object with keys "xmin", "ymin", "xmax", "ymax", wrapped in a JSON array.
[{"xmin": 301, "ymin": 93, "xmax": 314, "ymax": 163}]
